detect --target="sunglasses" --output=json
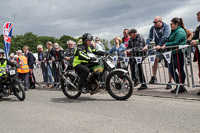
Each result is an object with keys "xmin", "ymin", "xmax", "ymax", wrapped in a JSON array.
[
  {"xmin": 153, "ymin": 20, "xmax": 160, "ymax": 24},
  {"xmin": 95, "ymin": 40, "xmax": 99, "ymax": 41}
]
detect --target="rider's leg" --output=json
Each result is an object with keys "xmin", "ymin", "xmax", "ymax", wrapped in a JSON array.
[{"xmin": 75, "ymin": 64, "xmax": 90, "ymax": 92}]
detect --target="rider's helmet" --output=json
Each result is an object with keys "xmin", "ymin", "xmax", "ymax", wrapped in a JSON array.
[
  {"xmin": 82, "ymin": 33, "xmax": 93, "ymax": 42},
  {"xmin": 0, "ymin": 49, "xmax": 5, "ymax": 54}
]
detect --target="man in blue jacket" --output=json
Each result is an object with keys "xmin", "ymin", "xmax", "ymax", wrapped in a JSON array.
[
  {"xmin": 143, "ymin": 16, "xmax": 172, "ymax": 89},
  {"xmin": 23, "ymin": 46, "xmax": 36, "ymax": 89}
]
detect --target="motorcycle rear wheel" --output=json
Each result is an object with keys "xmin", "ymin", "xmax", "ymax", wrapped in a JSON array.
[
  {"xmin": 61, "ymin": 72, "xmax": 81, "ymax": 99},
  {"xmin": 13, "ymin": 82, "xmax": 26, "ymax": 101}
]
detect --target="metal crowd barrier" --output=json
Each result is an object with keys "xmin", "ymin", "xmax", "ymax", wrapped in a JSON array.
[
  {"xmin": 111, "ymin": 45, "xmax": 193, "ymax": 96},
  {"xmin": 33, "ymin": 59, "xmax": 69, "ymax": 89}
]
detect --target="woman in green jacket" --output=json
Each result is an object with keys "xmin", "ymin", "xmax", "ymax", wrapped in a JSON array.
[{"xmin": 162, "ymin": 17, "xmax": 187, "ymax": 93}]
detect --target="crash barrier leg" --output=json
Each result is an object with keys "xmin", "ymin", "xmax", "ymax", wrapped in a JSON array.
[
  {"xmin": 190, "ymin": 45, "xmax": 200, "ymax": 88},
  {"xmin": 189, "ymin": 46, "xmax": 195, "ymax": 88}
]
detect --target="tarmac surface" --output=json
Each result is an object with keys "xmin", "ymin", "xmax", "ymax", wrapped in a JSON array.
[{"xmin": 0, "ymin": 87, "xmax": 200, "ymax": 133}]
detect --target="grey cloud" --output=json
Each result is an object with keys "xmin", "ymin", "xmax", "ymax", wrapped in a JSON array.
[{"xmin": 1, "ymin": 0, "xmax": 200, "ymax": 41}]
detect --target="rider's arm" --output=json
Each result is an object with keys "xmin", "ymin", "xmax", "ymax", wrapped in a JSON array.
[
  {"xmin": 92, "ymin": 48, "xmax": 106, "ymax": 56},
  {"xmin": 76, "ymin": 47, "xmax": 91, "ymax": 61}
]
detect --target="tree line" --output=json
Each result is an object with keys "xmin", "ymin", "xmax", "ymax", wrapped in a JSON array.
[{"xmin": 0, "ymin": 32, "xmax": 110, "ymax": 53}]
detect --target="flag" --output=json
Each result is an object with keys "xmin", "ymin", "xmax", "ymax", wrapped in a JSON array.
[
  {"xmin": 3, "ymin": 22, "xmax": 13, "ymax": 58},
  {"xmin": 148, "ymin": 55, "xmax": 156, "ymax": 66}
]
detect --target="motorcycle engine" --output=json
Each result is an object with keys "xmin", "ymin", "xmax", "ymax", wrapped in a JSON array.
[{"xmin": 87, "ymin": 78, "xmax": 100, "ymax": 94}]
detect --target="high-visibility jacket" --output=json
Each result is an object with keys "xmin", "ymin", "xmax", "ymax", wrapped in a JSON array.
[
  {"xmin": 0, "ymin": 59, "xmax": 7, "ymax": 76},
  {"xmin": 73, "ymin": 43, "xmax": 105, "ymax": 67},
  {"xmin": 17, "ymin": 56, "xmax": 29, "ymax": 73}
]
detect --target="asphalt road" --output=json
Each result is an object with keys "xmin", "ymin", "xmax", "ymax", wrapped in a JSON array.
[{"xmin": 0, "ymin": 89, "xmax": 200, "ymax": 133}]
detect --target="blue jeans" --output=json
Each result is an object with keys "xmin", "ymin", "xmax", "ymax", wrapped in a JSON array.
[
  {"xmin": 169, "ymin": 53, "xmax": 185, "ymax": 84},
  {"xmin": 47, "ymin": 65, "xmax": 53, "ymax": 84}
]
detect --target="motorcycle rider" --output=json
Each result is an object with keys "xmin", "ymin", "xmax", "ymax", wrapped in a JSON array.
[
  {"xmin": 0, "ymin": 49, "xmax": 19, "ymax": 97},
  {"xmin": 73, "ymin": 33, "xmax": 106, "ymax": 93}
]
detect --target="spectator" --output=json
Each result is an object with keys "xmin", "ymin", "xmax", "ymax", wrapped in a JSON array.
[
  {"xmin": 9, "ymin": 53, "xmax": 15, "ymax": 62},
  {"xmin": 14, "ymin": 54, "xmax": 18, "ymax": 61},
  {"xmin": 16, "ymin": 50, "xmax": 29, "ymax": 91},
  {"xmin": 94, "ymin": 37, "xmax": 105, "ymax": 51},
  {"xmin": 65, "ymin": 40, "xmax": 76, "ymax": 70},
  {"xmin": 162, "ymin": 17, "xmax": 187, "ymax": 93},
  {"xmin": 54, "ymin": 43, "xmax": 63, "ymax": 51},
  {"xmin": 125, "ymin": 28, "xmax": 147, "ymax": 89},
  {"xmin": 23, "ymin": 46, "xmax": 36, "ymax": 89},
  {"xmin": 108, "ymin": 36, "xmax": 126, "ymax": 68},
  {"xmin": 46, "ymin": 41, "xmax": 56, "ymax": 88},
  {"xmin": 122, "ymin": 29, "xmax": 130, "ymax": 48},
  {"xmin": 191, "ymin": 11, "xmax": 200, "ymax": 95},
  {"xmin": 52, "ymin": 44, "xmax": 65, "ymax": 87},
  {"xmin": 143, "ymin": 16, "xmax": 172, "ymax": 89},
  {"xmin": 37, "ymin": 45, "xmax": 50, "ymax": 88}
]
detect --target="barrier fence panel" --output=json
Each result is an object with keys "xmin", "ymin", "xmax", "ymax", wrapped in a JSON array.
[
  {"xmin": 33, "ymin": 60, "xmax": 69, "ymax": 89},
  {"xmin": 113, "ymin": 45, "xmax": 191, "ymax": 96}
]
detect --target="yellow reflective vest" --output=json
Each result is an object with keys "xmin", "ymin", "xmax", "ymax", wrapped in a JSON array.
[{"xmin": 0, "ymin": 59, "xmax": 7, "ymax": 76}]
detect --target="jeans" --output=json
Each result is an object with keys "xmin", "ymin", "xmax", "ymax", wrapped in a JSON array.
[
  {"xmin": 47, "ymin": 65, "xmax": 53, "ymax": 84},
  {"xmin": 169, "ymin": 53, "xmax": 185, "ymax": 84}
]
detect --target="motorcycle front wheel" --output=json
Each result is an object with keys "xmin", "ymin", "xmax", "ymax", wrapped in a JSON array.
[{"xmin": 106, "ymin": 71, "xmax": 133, "ymax": 100}]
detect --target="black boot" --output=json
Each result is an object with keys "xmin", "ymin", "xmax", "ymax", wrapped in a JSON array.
[
  {"xmin": 149, "ymin": 76, "xmax": 157, "ymax": 84},
  {"xmin": 78, "ymin": 85, "xmax": 87, "ymax": 94},
  {"xmin": 171, "ymin": 85, "xmax": 187, "ymax": 93},
  {"xmin": 0, "ymin": 92, "xmax": 4, "ymax": 98},
  {"xmin": 134, "ymin": 80, "xmax": 138, "ymax": 87},
  {"xmin": 138, "ymin": 84, "xmax": 148, "ymax": 90},
  {"xmin": 165, "ymin": 82, "xmax": 172, "ymax": 90}
]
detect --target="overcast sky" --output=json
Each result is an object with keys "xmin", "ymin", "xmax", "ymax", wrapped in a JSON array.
[{"xmin": 0, "ymin": 0, "xmax": 200, "ymax": 41}]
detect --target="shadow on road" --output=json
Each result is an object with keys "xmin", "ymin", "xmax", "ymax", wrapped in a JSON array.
[
  {"xmin": 51, "ymin": 96, "xmax": 115, "ymax": 103},
  {"xmin": 0, "ymin": 97, "xmax": 21, "ymax": 102}
]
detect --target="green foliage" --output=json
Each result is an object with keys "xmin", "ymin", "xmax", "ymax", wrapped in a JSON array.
[
  {"xmin": 0, "ymin": 32, "xmax": 110, "ymax": 54},
  {"xmin": 100, "ymin": 38, "xmax": 109, "ymax": 50},
  {"xmin": 109, "ymin": 39, "xmax": 115, "ymax": 47}
]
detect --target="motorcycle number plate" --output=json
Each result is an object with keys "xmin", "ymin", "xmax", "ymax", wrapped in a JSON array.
[
  {"xmin": 106, "ymin": 60, "xmax": 115, "ymax": 69},
  {"xmin": 10, "ymin": 70, "xmax": 16, "ymax": 75}
]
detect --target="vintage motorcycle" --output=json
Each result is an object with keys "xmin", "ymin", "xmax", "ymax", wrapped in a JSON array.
[
  {"xmin": 0, "ymin": 67, "xmax": 26, "ymax": 101},
  {"xmin": 60, "ymin": 54, "xmax": 133, "ymax": 100}
]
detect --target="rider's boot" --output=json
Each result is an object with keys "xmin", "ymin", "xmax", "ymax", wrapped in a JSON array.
[
  {"xmin": 78, "ymin": 85, "xmax": 87, "ymax": 94},
  {"xmin": 0, "ymin": 89, "xmax": 4, "ymax": 98}
]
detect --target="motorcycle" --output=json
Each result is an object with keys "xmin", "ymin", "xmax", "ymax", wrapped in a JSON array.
[
  {"xmin": 60, "ymin": 54, "xmax": 133, "ymax": 100},
  {"xmin": 0, "ymin": 67, "xmax": 26, "ymax": 101}
]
